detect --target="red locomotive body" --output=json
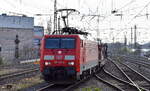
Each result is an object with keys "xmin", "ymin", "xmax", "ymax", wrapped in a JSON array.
[{"xmin": 40, "ymin": 34, "xmax": 106, "ymax": 84}]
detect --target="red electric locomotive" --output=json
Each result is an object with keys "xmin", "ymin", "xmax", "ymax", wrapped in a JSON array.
[
  {"xmin": 40, "ymin": 9, "xmax": 107, "ymax": 84},
  {"xmin": 40, "ymin": 34, "xmax": 106, "ymax": 84}
]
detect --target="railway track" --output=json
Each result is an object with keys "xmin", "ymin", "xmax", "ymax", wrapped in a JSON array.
[
  {"xmin": 119, "ymin": 55, "xmax": 150, "ymax": 68},
  {"xmin": 36, "ymin": 66, "xmax": 146, "ymax": 91},
  {"xmin": 0, "ymin": 63, "xmax": 39, "ymax": 76},
  {"xmin": 35, "ymin": 77, "xmax": 90, "ymax": 91},
  {"xmin": 36, "ymin": 84, "xmax": 55, "ymax": 91},
  {"xmin": 116, "ymin": 55, "xmax": 149, "ymax": 63},
  {"xmin": 0, "ymin": 63, "xmax": 38, "ymax": 69},
  {"xmin": 118, "ymin": 55, "xmax": 150, "ymax": 80},
  {"xmin": 30, "ymin": 57, "xmax": 150, "ymax": 91},
  {"xmin": 36, "ymin": 83, "xmax": 74, "ymax": 91},
  {"xmin": 35, "ymin": 60, "xmax": 145, "ymax": 91},
  {"xmin": 108, "ymin": 57, "xmax": 150, "ymax": 90},
  {"xmin": 0, "ymin": 66, "xmax": 38, "ymax": 76},
  {"xmin": 95, "ymin": 68, "xmax": 138, "ymax": 91},
  {"xmin": 0, "ymin": 68, "xmax": 39, "ymax": 85},
  {"xmin": 62, "ymin": 77, "xmax": 91, "ymax": 91},
  {"xmin": 36, "ymin": 68, "xmax": 133, "ymax": 91}
]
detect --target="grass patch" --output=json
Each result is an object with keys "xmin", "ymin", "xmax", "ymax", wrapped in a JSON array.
[
  {"xmin": 1, "ymin": 75, "xmax": 44, "ymax": 91},
  {"xmin": 76, "ymin": 86, "xmax": 102, "ymax": 91},
  {"xmin": 16, "ymin": 77, "xmax": 43, "ymax": 90}
]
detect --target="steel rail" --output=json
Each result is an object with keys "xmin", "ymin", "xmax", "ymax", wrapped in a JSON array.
[
  {"xmin": 118, "ymin": 59, "xmax": 150, "ymax": 84},
  {"xmin": 62, "ymin": 77, "xmax": 91, "ymax": 91},
  {"xmin": 0, "ymin": 67, "xmax": 38, "ymax": 77},
  {"xmin": 103, "ymin": 68, "xmax": 148, "ymax": 91},
  {"xmin": 0, "ymin": 68, "xmax": 39, "ymax": 85},
  {"xmin": 95, "ymin": 74, "xmax": 124, "ymax": 91},
  {"xmin": 0, "ymin": 68, "xmax": 39, "ymax": 80},
  {"xmin": 36, "ymin": 84, "xmax": 54, "ymax": 91},
  {"xmin": 108, "ymin": 57, "xmax": 142, "ymax": 91}
]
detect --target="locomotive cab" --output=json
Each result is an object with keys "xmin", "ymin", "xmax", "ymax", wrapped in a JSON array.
[{"xmin": 40, "ymin": 35, "xmax": 80, "ymax": 83}]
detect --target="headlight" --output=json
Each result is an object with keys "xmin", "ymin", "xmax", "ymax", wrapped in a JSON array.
[
  {"xmin": 44, "ymin": 55, "xmax": 54, "ymax": 60},
  {"xmin": 45, "ymin": 62, "xmax": 51, "ymax": 65},
  {"xmin": 68, "ymin": 62, "xmax": 74, "ymax": 65},
  {"xmin": 65, "ymin": 55, "xmax": 75, "ymax": 60}
]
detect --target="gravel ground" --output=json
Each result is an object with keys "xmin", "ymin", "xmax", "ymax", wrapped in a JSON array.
[
  {"xmin": 0, "ymin": 69, "xmax": 21, "ymax": 75},
  {"xmin": 113, "ymin": 56, "xmax": 150, "ymax": 90},
  {"xmin": 0, "ymin": 74, "xmax": 43, "ymax": 91},
  {"xmin": 73, "ymin": 77, "xmax": 118, "ymax": 91},
  {"xmin": 104, "ymin": 59, "xmax": 130, "ymax": 82},
  {"xmin": 118, "ymin": 56, "xmax": 150, "ymax": 80},
  {"xmin": 0, "ymin": 64, "xmax": 39, "ymax": 76}
]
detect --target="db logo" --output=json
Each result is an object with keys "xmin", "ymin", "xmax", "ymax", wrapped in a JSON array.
[{"xmin": 58, "ymin": 51, "xmax": 62, "ymax": 54}]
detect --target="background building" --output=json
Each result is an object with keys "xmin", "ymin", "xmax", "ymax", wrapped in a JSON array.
[
  {"xmin": 0, "ymin": 14, "xmax": 34, "ymax": 62},
  {"xmin": 33, "ymin": 26, "xmax": 44, "ymax": 48}
]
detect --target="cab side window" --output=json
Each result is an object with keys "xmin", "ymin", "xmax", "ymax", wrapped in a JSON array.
[{"xmin": 81, "ymin": 40, "xmax": 83, "ymax": 47}]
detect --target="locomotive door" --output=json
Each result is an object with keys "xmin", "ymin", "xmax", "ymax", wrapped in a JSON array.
[{"xmin": 82, "ymin": 42, "xmax": 86, "ymax": 69}]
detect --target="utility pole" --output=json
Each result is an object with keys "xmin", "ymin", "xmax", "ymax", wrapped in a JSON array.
[
  {"xmin": 47, "ymin": 16, "xmax": 52, "ymax": 34},
  {"xmin": 124, "ymin": 34, "xmax": 127, "ymax": 46},
  {"xmin": 146, "ymin": 6, "xmax": 149, "ymax": 19},
  {"xmin": 113, "ymin": 37, "xmax": 115, "ymax": 43},
  {"xmin": 54, "ymin": 0, "xmax": 57, "ymax": 34},
  {"xmin": 124, "ymin": 34, "xmax": 127, "ymax": 54},
  {"xmin": 97, "ymin": 16, "xmax": 100, "ymax": 38},
  {"xmin": 58, "ymin": 16, "xmax": 61, "ymax": 34},
  {"xmin": 96, "ymin": 7, "xmax": 100, "ymax": 38},
  {"xmin": 131, "ymin": 27, "xmax": 133, "ymax": 48},
  {"xmin": 134, "ymin": 25, "xmax": 137, "ymax": 49}
]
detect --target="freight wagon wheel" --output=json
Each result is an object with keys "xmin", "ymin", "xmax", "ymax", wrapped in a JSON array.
[
  {"xmin": 95, "ymin": 65, "xmax": 99, "ymax": 72},
  {"xmin": 92, "ymin": 69, "xmax": 95, "ymax": 74},
  {"xmin": 82, "ymin": 71, "xmax": 87, "ymax": 79},
  {"xmin": 80, "ymin": 74, "xmax": 84, "ymax": 80},
  {"xmin": 85, "ymin": 70, "xmax": 90, "ymax": 78}
]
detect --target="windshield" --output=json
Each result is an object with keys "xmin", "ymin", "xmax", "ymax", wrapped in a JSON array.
[
  {"xmin": 45, "ymin": 38, "xmax": 75, "ymax": 49},
  {"xmin": 61, "ymin": 38, "xmax": 75, "ymax": 48},
  {"xmin": 45, "ymin": 38, "xmax": 60, "ymax": 49}
]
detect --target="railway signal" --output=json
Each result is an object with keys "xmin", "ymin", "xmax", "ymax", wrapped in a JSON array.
[{"xmin": 14, "ymin": 35, "xmax": 20, "ymax": 59}]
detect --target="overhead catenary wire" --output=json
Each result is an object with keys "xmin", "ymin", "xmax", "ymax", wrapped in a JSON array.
[
  {"xmin": 115, "ymin": 0, "xmax": 136, "ymax": 12},
  {"xmin": 128, "ymin": 1, "xmax": 150, "ymax": 24},
  {"xmin": 107, "ymin": 1, "xmax": 150, "ymax": 43}
]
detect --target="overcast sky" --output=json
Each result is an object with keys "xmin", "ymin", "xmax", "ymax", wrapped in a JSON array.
[{"xmin": 0, "ymin": 0, "xmax": 150, "ymax": 44}]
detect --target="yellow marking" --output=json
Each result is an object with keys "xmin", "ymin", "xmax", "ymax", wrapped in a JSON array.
[{"xmin": 34, "ymin": 60, "xmax": 40, "ymax": 64}]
